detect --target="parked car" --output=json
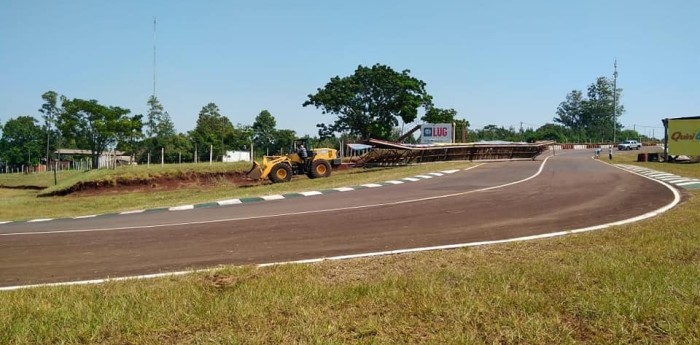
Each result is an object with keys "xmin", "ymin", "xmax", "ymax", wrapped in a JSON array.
[{"xmin": 617, "ymin": 140, "xmax": 642, "ymax": 150}]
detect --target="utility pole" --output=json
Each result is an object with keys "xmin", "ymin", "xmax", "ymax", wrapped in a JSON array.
[{"xmin": 612, "ymin": 59, "xmax": 618, "ymax": 144}]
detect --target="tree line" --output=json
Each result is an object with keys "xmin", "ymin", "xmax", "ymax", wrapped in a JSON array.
[
  {"xmin": 0, "ymin": 93, "xmax": 302, "ymax": 169},
  {"xmin": 0, "ymin": 64, "xmax": 642, "ymax": 170}
]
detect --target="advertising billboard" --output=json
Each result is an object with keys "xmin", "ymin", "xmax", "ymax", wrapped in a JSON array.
[
  {"xmin": 421, "ymin": 123, "xmax": 453, "ymax": 144},
  {"xmin": 667, "ymin": 119, "xmax": 700, "ymax": 155}
]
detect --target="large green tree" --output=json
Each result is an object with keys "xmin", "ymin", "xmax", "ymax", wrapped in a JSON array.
[
  {"xmin": 252, "ymin": 110, "xmax": 277, "ymax": 154},
  {"xmin": 474, "ymin": 124, "xmax": 519, "ymax": 142},
  {"xmin": 554, "ymin": 77, "xmax": 624, "ymax": 143},
  {"xmin": 422, "ymin": 107, "xmax": 457, "ymax": 123},
  {"xmin": 303, "ymin": 64, "xmax": 433, "ymax": 140},
  {"xmin": 230, "ymin": 123, "xmax": 254, "ymax": 152},
  {"xmin": 161, "ymin": 133, "xmax": 194, "ymax": 163},
  {"xmin": 188, "ymin": 102, "xmax": 234, "ymax": 162},
  {"xmin": 421, "ymin": 107, "xmax": 470, "ymax": 142},
  {"xmin": 0, "ymin": 116, "xmax": 45, "ymax": 167},
  {"xmin": 58, "ymin": 98, "xmax": 133, "ymax": 168},
  {"xmin": 145, "ymin": 95, "xmax": 175, "ymax": 139},
  {"xmin": 38, "ymin": 91, "xmax": 62, "ymax": 163},
  {"xmin": 529, "ymin": 123, "xmax": 572, "ymax": 142},
  {"xmin": 585, "ymin": 76, "xmax": 624, "ymax": 142},
  {"xmin": 554, "ymin": 90, "xmax": 586, "ymax": 142},
  {"xmin": 138, "ymin": 96, "xmax": 178, "ymax": 163},
  {"xmin": 115, "ymin": 114, "xmax": 144, "ymax": 164},
  {"xmin": 272, "ymin": 129, "xmax": 297, "ymax": 154}
]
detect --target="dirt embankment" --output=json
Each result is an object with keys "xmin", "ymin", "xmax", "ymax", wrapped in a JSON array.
[{"xmin": 39, "ymin": 171, "xmax": 263, "ymax": 197}]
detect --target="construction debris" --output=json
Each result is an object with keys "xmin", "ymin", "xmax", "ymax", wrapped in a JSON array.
[{"xmin": 355, "ymin": 139, "xmax": 552, "ymax": 167}]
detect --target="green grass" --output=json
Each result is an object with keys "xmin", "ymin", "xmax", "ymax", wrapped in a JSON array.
[
  {"xmin": 0, "ymin": 161, "xmax": 473, "ymax": 221},
  {"xmin": 0, "ymin": 169, "xmax": 83, "ymax": 188},
  {"xmin": 2, "ymin": 190, "xmax": 698, "ymax": 343},
  {"xmin": 2, "ymin": 152, "xmax": 698, "ymax": 343},
  {"xmin": 37, "ymin": 161, "xmax": 256, "ymax": 196}
]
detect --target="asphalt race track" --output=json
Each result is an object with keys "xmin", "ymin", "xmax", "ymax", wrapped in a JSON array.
[{"xmin": 0, "ymin": 150, "xmax": 677, "ymax": 288}]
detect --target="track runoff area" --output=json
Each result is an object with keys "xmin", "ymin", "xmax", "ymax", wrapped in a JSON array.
[{"xmin": 0, "ymin": 150, "xmax": 681, "ymax": 291}]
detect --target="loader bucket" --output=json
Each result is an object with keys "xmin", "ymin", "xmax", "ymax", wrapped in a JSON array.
[{"xmin": 246, "ymin": 161, "xmax": 263, "ymax": 180}]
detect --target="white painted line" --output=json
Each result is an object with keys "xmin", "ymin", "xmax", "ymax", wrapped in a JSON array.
[
  {"xmin": 27, "ymin": 218, "xmax": 53, "ymax": 223},
  {"xmin": 20, "ymin": 155, "xmax": 662, "ymax": 291},
  {"xmin": 414, "ymin": 175, "xmax": 433, "ymax": 179},
  {"xmin": 428, "ymin": 172, "xmax": 444, "ymax": 177},
  {"xmin": 384, "ymin": 180, "xmax": 404, "ymax": 185},
  {"xmin": 0, "ymin": 271, "xmax": 192, "ymax": 292},
  {"xmin": 260, "ymin": 164, "xmax": 681, "ymax": 270},
  {"xmin": 441, "ymin": 169, "xmax": 460, "ymax": 174},
  {"xmin": 120, "ymin": 210, "xmax": 145, "ymax": 215},
  {"xmin": 402, "ymin": 177, "xmax": 420, "ymax": 182},
  {"xmin": 0, "ymin": 221, "xmax": 12, "ymax": 225},
  {"xmin": 463, "ymin": 164, "xmax": 483, "ymax": 172},
  {"xmin": 666, "ymin": 178, "xmax": 692, "ymax": 184},
  {"xmin": 361, "ymin": 183, "xmax": 382, "ymax": 188},
  {"xmin": 0, "ymin": 158, "xmax": 548, "ymax": 238},
  {"xmin": 299, "ymin": 191, "xmax": 323, "ymax": 196},
  {"xmin": 620, "ymin": 165, "xmax": 700, "ymax": 187},
  {"xmin": 217, "ymin": 199, "xmax": 242, "ymax": 206},
  {"xmin": 261, "ymin": 195, "xmax": 285, "ymax": 201},
  {"xmin": 659, "ymin": 178, "xmax": 684, "ymax": 183},
  {"xmin": 3, "ymin": 164, "xmax": 677, "ymax": 292},
  {"xmin": 169, "ymin": 205, "xmax": 194, "ymax": 211},
  {"xmin": 648, "ymin": 173, "xmax": 674, "ymax": 177},
  {"xmin": 74, "ymin": 215, "xmax": 97, "ymax": 219}
]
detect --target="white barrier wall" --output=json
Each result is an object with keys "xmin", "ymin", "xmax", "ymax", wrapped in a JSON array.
[{"xmin": 223, "ymin": 151, "xmax": 251, "ymax": 162}]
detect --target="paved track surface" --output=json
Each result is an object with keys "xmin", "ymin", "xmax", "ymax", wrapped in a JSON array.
[{"xmin": 0, "ymin": 151, "xmax": 676, "ymax": 287}]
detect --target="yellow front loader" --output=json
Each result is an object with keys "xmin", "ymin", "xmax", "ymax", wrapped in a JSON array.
[{"xmin": 246, "ymin": 145, "xmax": 342, "ymax": 183}]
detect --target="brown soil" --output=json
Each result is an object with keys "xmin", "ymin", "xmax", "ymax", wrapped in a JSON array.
[
  {"xmin": 25, "ymin": 164, "xmax": 350, "ymax": 198},
  {"xmin": 41, "ymin": 171, "xmax": 265, "ymax": 197}
]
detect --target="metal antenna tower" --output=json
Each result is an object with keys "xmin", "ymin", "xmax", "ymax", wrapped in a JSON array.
[
  {"xmin": 612, "ymin": 59, "xmax": 618, "ymax": 143},
  {"xmin": 153, "ymin": 17, "xmax": 157, "ymax": 97}
]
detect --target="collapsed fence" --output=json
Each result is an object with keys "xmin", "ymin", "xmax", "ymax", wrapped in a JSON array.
[{"xmin": 354, "ymin": 139, "xmax": 553, "ymax": 167}]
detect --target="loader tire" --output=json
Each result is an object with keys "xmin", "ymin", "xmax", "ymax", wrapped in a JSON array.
[
  {"xmin": 270, "ymin": 163, "xmax": 292, "ymax": 183},
  {"xmin": 309, "ymin": 160, "xmax": 331, "ymax": 179}
]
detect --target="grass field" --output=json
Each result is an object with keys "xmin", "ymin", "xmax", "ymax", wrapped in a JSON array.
[
  {"xmin": 1, "ymin": 152, "xmax": 698, "ymax": 344},
  {"xmin": 0, "ymin": 161, "xmax": 473, "ymax": 221}
]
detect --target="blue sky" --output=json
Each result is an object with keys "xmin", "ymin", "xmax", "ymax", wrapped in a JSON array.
[{"xmin": 1, "ymin": 0, "xmax": 698, "ymax": 139}]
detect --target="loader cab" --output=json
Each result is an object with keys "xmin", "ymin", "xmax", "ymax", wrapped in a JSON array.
[{"xmin": 292, "ymin": 139, "xmax": 311, "ymax": 153}]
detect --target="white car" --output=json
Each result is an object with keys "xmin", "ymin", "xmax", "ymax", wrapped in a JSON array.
[{"xmin": 617, "ymin": 140, "xmax": 642, "ymax": 150}]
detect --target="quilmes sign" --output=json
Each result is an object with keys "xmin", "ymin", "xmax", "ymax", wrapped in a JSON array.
[
  {"xmin": 421, "ymin": 123, "xmax": 453, "ymax": 144},
  {"xmin": 667, "ymin": 119, "xmax": 700, "ymax": 155}
]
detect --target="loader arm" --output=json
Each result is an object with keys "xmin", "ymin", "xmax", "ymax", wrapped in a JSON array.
[{"xmin": 247, "ymin": 155, "xmax": 289, "ymax": 180}]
